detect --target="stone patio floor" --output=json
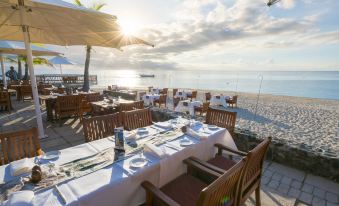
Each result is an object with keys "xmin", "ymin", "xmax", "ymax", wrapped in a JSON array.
[{"xmin": 0, "ymin": 97, "xmax": 338, "ymax": 206}]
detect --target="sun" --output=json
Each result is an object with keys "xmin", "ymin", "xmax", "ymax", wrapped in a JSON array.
[{"xmin": 119, "ymin": 19, "xmax": 138, "ymax": 36}]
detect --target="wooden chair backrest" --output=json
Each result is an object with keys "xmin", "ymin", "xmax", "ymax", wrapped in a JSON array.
[
  {"xmin": 191, "ymin": 90, "xmax": 197, "ymax": 99},
  {"xmin": 0, "ymin": 128, "xmax": 42, "ymax": 165},
  {"xmin": 232, "ymin": 95, "xmax": 238, "ymax": 102},
  {"xmin": 134, "ymin": 100, "xmax": 145, "ymax": 109},
  {"xmin": 197, "ymin": 159, "xmax": 245, "ymax": 206},
  {"xmin": 202, "ymin": 102, "xmax": 210, "ymax": 112},
  {"xmin": 205, "ymin": 92, "xmax": 211, "ymax": 101},
  {"xmin": 173, "ymin": 89, "xmax": 178, "ymax": 97},
  {"xmin": 83, "ymin": 113, "xmax": 123, "ymax": 142},
  {"xmin": 0, "ymin": 91, "xmax": 10, "ymax": 105},
  {"xmin": 173, "ymin": 97, "xmax": 180, "ymax": 107},
  {"xmin": 56, "ymin": 95, "xmax": 82, "ymax": 114},
  {"xmin": 119, "ymin": 102, "xmax": 135, "ymax": 112},
  {"xmin": 158, "ymin": 94, "xmax": 167, "ymax": 103},
  {"xmin": 206, "ymin": 108, "xmax": 237, "ymax": 134},
  {"xmin": 162, "ymin": 88, "xmax": 168, "ymax": 95},
  {"xmin": 56, "ymin": 88, "xmax": 65, "ymax": 94},
  {"xmin": 20, "ymin": 85, "xmax": 32, "ymax": 93},
  {"xmin": 238, "ymin": 137, "xmax": 271, "ymax": 204},
  {"xmin": 122, "ymin": 108, "xmax": 152, "ymax": 130},
  {"xmin": 84, "ymin": 92, "xmax": 102, "ymax": 102}
]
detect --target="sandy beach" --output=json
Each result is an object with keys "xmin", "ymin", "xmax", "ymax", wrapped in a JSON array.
[{"xmin": 186, "ymin": 90, "xmax": 339, "ymax": 157}]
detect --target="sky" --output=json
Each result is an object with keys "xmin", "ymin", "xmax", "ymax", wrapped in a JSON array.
[{"xmin": 52, "ymin": 0, "xmax": 339, "ymax": 71}]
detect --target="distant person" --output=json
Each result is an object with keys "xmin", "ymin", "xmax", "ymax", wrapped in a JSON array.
[{"xmin": 5, "ymin": 66, "xmax": 18, "ymax": 81}]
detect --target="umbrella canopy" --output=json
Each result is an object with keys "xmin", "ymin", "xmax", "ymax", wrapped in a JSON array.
[
  {"xmin": 0, "ymin": 0, "xmax": 153, "ymax": 139},
  {"xmin": 0, "ymin": 40, "xmax": 61, "ymax": 87},
  {"xmin": 0, "ymin": 0, "xmax": 153, "ymax": 48},
  {"xmin": 49, "ymin": 55, "xmax": 73, "ymax": 74},
  {"xmin": 48, "ymin": 55, "xmax": 73, "ymax": 65}
]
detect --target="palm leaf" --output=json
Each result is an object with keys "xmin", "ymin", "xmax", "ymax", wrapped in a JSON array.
[
  {"xmin": 92, "ymin": 2, "xmax": 106, "ymax": 11},
  {"xmin": 74, "ymin": 0, "xmax": 83, "ymax": 6}
]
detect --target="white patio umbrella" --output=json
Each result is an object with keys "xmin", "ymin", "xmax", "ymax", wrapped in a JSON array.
[
  {"xmin": 0, "ymin": 40, "xmax": 61, "ymax": 87},
  {"xmin": 0, "ymin": 0, "xmax": 153, "ymax": 139},
  {"xmin": 48, "ymin": 55, "xmax": 73, "ymax": 74}
]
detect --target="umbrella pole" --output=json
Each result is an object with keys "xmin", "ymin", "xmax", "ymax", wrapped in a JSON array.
[
  {"xmin": 60, "ymin": 64, "xmax": 62, "ymax": 74},
  {"xmin": 0, "ymin": 53, "xmax": 6, "ymax": 87},
  {"xmin": 19, "ymin": 0, "xmax": 45, "ymax": 138}
]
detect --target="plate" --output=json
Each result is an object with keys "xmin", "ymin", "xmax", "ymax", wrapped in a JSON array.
[
  {"xmin": 207, "ymin": 125, "xmax": 219, "ymax": 130},
  {"xmin": 180, "ymin": 138, "xmax": 194, "ymax": 146},
  {"xmin": 129, "ymin": 157, "xmax": 148, "ymax": 168},
  {"xmin": 137, "ymin": 128, "xmax": 148, "ymax": 134},
  {"xmin": 41, "ymin": 151, "xmax": 60, "ymax": 160}
]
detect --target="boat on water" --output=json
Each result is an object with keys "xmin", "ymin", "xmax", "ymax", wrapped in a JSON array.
[{"xmin": 139, "ymin": 74, "xmax": 155, "ymax": 78}]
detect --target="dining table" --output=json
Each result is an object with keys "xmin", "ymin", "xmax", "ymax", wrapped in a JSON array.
[
  {"xmin": 174, "ymin": 90, "xmax": 192, "ymax": 100},
  {"xmin": 90, "ymin": 98, "xmax": 134, "ymax": 114},
  {"xmin": 142, "ymin": 94, "xmax": 160, "ymax": 106},
  {"xmin": 0, "ymin": 118, "xmax": 237, "ymax": 206},
  {"xmin": 210, "ymin": 94, "xmax": 231, "ymax": 108},
  {"xmin": 175, "ymin": 100, "xmax": 202, "ymax": 116}
]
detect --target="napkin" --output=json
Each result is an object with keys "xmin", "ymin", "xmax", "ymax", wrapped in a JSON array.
[
  {"xmin": 186, "ymin": 128, "xmax": 208, "ymax": 140},
  {"xmin": 5, "ymin": 190, "xmax": 34, "ymax": 206},
  {"xmin": 153, "ymin": 122, "xmax": 173, "ymax": 129},
  {"xmin": 144, "ymin": 143, "xmax": 168, "ymax": 159},
  {"xmin": 9, "ymin": 158, "xmax": 34, "ymax": 177}
]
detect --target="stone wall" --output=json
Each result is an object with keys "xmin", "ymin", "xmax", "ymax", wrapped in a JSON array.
[
  {"xmin": 151, "ymin": 108, "xmax": 339, "ymax": 183},
  {"xmin": 233, "ymin": 128, "xmax": 339, "ymax": 183}
]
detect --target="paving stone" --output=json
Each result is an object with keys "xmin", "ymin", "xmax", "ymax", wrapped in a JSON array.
[
  {"xmin": 312, "ymin": 197, "xmax": 326, "ymax": 206},
  {"xmin": 314, "ymin": 187, "xmax": 326, "ymax": 199},
  {"xmin": 281, "ymin": 176, "xmax": 292, "ymax": 186},
  {"xmin": 327, "ymin": 202, "xmax": 339, "ymax": 206},
  {"xmin": 305, "ymin": 174, "xmax": 339, "ymax": 195},
  {"xmin": 268, "ymin": 180, "xmax": 280, "ymax": 190},
  {"xmin": 277, "ymin": 183, "xmax": 290, "ymax": 195},
  {"xmin": 268, "ymin": 163, "xmax": 306, "ymax": 181},
  {"xmin": 263, "ymin": 169, "xmax": 274, "ymax": 178},
  {"xmin": 288, "ymin": 187, "xmax": 301, "ymax": 198},
  {"xmin": 299, "ymin": 192, "xmax": 313, "ymax": 204},
  {"xmin": 272, "ymin": 173, "xmax": 283, "ymax": 181},
  {"xmin": 261, "ymin": 176, "xmax": 270, "ymax": 185},
  {"xmin": 291, "ymin": 180, "xmax": 303, "ymax": 189},
  {"xmin": 302, "ymin": 183, "xmax": 314, "ymax": 193},
  {"xmin": 326, "ymin": 192, "xmax": 338, "ymax": 203}
]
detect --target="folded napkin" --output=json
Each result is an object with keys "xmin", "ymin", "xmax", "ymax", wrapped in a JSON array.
[
  {"xmin": 5, "ymin": 190, "xmax": 34, "ymax": 206},
  {"xmin": 186, "ymin": 128, "xmax": 208, "ymax": 140},
  {"xmin": 153, "ymin": 122, "xmax": 173, "ymax": 129},
  {"xmin": 10, "ymin": 158, "xmax": 34, "ymax": 177},
  {"xmin": 144, "ymin": 143, "xmax": 168, "ymax": 159}
]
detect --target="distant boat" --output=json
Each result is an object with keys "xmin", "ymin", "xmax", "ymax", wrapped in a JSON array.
[{"xmin": 139, "ymin": 74, "xmax": 155, "ymax": 78}]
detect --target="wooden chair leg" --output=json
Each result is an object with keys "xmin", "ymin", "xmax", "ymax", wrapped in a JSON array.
[{"xmin": 255, "ymin": 186, "xmax": 261, "ymax": 206}]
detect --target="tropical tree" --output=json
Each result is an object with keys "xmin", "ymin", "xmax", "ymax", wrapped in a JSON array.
[{"xmin": 74, "ymin": 0, "xmax": 106, "ymax": 92}]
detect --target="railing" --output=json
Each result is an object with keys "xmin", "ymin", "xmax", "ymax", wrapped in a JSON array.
[{"xmin": 35, "ymin": 74, "xmax": 98, "ymax": 85}]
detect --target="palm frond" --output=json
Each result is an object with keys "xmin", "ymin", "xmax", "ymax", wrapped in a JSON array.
[
  {"xmin": 74, "ymin": 0, "xmax": 83, "ymax": 6},
  {"xmin": 92, "ymin": 2, "xmax": 106, "ymax": 11},
  {"xmin": 33, "ymin": 57, "xmax": 53, "ymax": 67}
]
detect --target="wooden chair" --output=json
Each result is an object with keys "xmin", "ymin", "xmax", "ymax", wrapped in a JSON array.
[
  {"xmin": 190, "ymin": 137, "xmax": 271, "ymax": 206},
  {"xmin": 206, "ymin": 108, "xmax": 237, "ymax": 135},
  {"xmin": 0, "ymin": 128, "xmax": 43, "ymax": 165},
  {"xmin": 172, "ymin": 88, "xmax": 178, "ymax": 98},
  {"xmin": 205, "ymin": 92, "xmax": 211, "ymax": 102},
  {"xmin": 161, "ymin": 88, "xmax": 168, "ymax": 95},
  {"xmin": 134, "ymin": 100, "xmax": 145, "ymax": 109},
  {"xmin": 0, "ymin": 91, "xmax": 11, "ymax": 112},
  {"xmin": 227, "ymin": 95, "xmax": 238, "ymax": 108},
  {"xmin": 154, "ymin": 94, "xmax": 167, "ymax": 108},
  {"xmin": 82, "ymin": 113, "xmax": 123, "ymax": 142},
  {"xmin": 80, "ymin": 92, "xmax": 102, "ymax": 114},
  {"xmin": 194, "ymin": 102, "xmax": 210, "ymax": 116},
  {"xmin": 187, "ymin": 90, "xmax": 198, "ymax": 100},
  {"xmin": 55, "ymin": 95, "xmax": 82, "ymax": 125},
  {"xmin": 173, "ymin": 97, "xmax": 180, "ymax": 109},
  {"xmin": 56, "ymin": 87, "xmax": 65, "ymax": 94},
  {"xmin": 20, "ymin": 85, "xmax": 33, "ymax": 101},
  {"xmin": 119, "ymin": 102, "xmax": 135, "ymax": 112},
  {"xmin": 141, "ymin": 158, "xmax": 245, "ymax": 206},
  {"xmin": 122, "ymin": 108, "xmax": 152, "ymax": 130},
  {"xmin": 38, "ymin": 84, "xmax": 52, "ymax": 94}
]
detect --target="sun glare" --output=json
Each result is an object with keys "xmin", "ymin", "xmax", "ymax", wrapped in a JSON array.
[{"xmin": 119, "ymin": 19, "xmax": 138, "ymax": 36}]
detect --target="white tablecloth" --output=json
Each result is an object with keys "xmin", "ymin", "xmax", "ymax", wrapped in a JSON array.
[
  {"xmin": 210, "ymin": 95, "xmax": 231, "ymax": 107},
  {"xmin": 0, "ymin": 119, "xmax": 237, "ymax": 206},
  {"xmin": 142, "ymin": 94, "xmax": 160, "ymax": 105},
  {"xmin": 174, "ymin": 91, "xmax": 192, "ymax": 99},
  {"xmin": 151, "ymin": 88, "xmax": 161, "ymax": 94},
  {"xmin": 175, "ymin": 100, "xmax": 202, "ymax": 116}
]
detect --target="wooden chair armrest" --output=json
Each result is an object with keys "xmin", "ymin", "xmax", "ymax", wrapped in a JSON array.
[
  {"xmin": 183, "ymin": 158, "xmax": 221, "ymax": 183},
  {"xmin": 141, "ymin": 181, "xmax": 180, "ymax": 206},
  {"xmin": 188, "ymin": 156, "xmax": 225, "ymax": 174},
  {"xmin": 214, "ymin": 143, "xmax": 247, "ymax": 157}
]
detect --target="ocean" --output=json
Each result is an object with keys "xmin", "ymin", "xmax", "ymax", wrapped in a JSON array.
[{"xmin": 3, "ymin": 67, "xmax": 339, "ymax": 100}]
